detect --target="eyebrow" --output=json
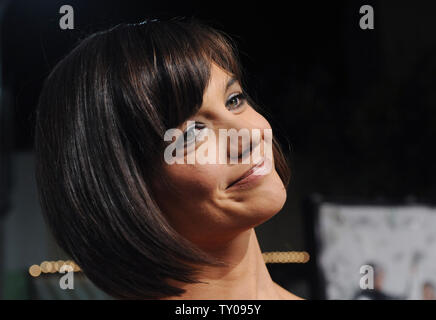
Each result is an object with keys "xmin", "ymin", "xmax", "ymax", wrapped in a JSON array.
[{"xmin": 225, "ymin": 77, "xmax": 238, "ymax": 91}]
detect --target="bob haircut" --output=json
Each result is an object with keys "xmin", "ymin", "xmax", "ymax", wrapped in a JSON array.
[{"xmin": 35, "ymin": 17, "xmax": 291, "ymax": 299}]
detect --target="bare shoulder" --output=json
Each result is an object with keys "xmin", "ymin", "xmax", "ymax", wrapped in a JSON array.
[{"xmin": 273, "ymin": 281, "xmax": 305, "ymax": 300}]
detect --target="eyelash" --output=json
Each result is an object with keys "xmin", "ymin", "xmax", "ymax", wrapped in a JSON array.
[
  {"xmin": 183, "ymin": 122, "xmax": 206, "ymax": 147},
  {"xmin": 178, "ymin": 92, "xmax": 247, "ymax": 150},
  {"xmin": 226, "ymin": 92, "xmax": 247, "ymax": 111}
]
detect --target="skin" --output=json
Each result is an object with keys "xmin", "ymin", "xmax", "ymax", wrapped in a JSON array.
[
  {"xmin": 423, "ymin": 284, "xmax": 435, "ymax": 300},
  {"xmin": 374, "ymin": 270, "xmax": 384, "ymax": 291},
  {"xmin": 153, "ymin": 63, "xmax": 301, "ymax": 300}
]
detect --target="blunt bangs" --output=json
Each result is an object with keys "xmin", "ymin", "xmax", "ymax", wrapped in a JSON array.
[{"xmin": 34, "ymin": 17, "xmax": 289, "ymax": 300}]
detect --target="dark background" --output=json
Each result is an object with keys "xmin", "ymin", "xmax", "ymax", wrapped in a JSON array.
[{"xmin": 1, "ymin": 0, "xmax": 435, "ymax": 299}]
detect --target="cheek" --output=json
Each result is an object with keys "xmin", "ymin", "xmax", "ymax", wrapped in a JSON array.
[
  {"xmin": 221, "ymin": 169, "xmax": 287, "ymax": 226},
  {"xmin": 246, "ymin": 106, "xmax": 272, "ymax": 131},
  {"xmin": 165, "ymin": 164, "xmax": 223, "ymax": 198},
  {"xmin": 250, "ymin": 170, "xmax": 287, "ymax": 216},
  {"xmin": 153, "ymin": 164, "xmax": 230, "ymax": 241},
  {"xmin": 154, "ymin": 163, "xmax": 228, "ymax": 226}
]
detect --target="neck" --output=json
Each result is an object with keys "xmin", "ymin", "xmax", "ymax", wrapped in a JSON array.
[{"xmin": 164, "ymin": 228, "xmax": 284, "ymax": 299}]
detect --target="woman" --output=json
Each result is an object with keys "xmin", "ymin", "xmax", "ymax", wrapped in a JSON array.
[{"xmin": 35, "ymin": 17, "xmax": 301, "ymax": 300}]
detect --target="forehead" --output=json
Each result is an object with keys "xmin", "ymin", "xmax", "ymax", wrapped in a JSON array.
[
  {"xmin": 205, "ymin": 63, "xmax": 237, "ymax": 94},
  {"xmin": 194, "ymin": 63, "xmax": 241, "ymax": 118}
]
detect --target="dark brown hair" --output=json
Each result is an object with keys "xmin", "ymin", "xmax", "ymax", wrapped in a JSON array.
[{"xmin": 34, "ymin": 17, "xmax": 290, "ymax": 299}]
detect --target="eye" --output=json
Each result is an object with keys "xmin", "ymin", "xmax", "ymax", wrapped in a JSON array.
[
  {"xmin": 226, "ymin": 92, "xmax": 246, "ymax": 111},
  {"xmin": 183, "ymin": 122, "xmax": 207, "ymax": 147}
]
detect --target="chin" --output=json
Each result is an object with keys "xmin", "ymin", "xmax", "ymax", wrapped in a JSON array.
[{"xmin": 238, "ymin": 170, "xmax": 288, "ymax": 228}]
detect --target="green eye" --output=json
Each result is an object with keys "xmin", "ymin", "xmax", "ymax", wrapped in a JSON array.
[
  {"xmin": 183, "ymin": 122, "xmax": 206, "ymax": 147},
  {"xmin": 226, "ymin": 93, "xmax": 246, "ymax": 111}
]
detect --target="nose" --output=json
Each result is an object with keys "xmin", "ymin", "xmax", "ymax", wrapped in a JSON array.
[{"xmin": 217, "ymin": 110, "xmax": 271, "ymax": 164}]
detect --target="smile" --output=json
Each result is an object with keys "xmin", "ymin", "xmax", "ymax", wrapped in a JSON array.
[{"xmin": 226, "ymin": 157, "xmax": 272, "ymax": 190}]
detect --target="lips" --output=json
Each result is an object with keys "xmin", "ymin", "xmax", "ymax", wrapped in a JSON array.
[{"xmin": 226, "ymin": 158, "xmax": 267, "ymax": 189}]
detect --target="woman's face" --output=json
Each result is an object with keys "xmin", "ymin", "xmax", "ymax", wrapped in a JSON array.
[{"xmin": 153, "ymin": 63, "xmax": 287, "ymax": 248}]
